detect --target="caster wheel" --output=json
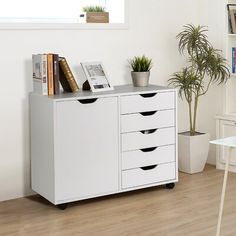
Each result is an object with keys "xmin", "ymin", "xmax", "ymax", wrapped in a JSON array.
[
  {"xmin": 57, "ymin": 203, "xmax": 68, "ymax": 210},
  {"xmin": 166, "ymin": 183, "xmax": 175, "ymax": 189}
]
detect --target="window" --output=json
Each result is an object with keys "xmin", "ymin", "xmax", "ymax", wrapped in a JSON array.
[{"xmin": 0, "ymin": 0, "xmax": 126, "ymax": 28}]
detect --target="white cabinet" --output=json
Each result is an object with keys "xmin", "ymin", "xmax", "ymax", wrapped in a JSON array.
[{"xmin": 30, "ymin": 85, "xmax": 178, "ymax": 206}]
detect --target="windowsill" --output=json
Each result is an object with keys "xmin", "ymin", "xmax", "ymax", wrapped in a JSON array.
[{"xmin": 0, "ymin": 22, "xmax": 129, "ymax": 30}]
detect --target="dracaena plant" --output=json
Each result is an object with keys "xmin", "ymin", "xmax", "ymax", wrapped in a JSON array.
[{"xmin": 168, "ymin": 24, "xmax": 230, "ymax": 136}]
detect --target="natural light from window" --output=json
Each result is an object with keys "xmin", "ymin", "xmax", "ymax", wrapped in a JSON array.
[{"xmin": 0, "ymin": 0, "xmax": 125, "ymax": 24}]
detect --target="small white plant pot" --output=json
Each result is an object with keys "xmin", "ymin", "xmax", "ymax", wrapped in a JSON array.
[
  {"xmin": 178, "ymin": 132, "xmax": 210, "ymax": 174},
  {"xmin": 131, "ymin": 71, "xmax": 150, "ymax": 87}
]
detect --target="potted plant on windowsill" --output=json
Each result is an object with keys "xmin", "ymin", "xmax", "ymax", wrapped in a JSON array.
[
  {"xmin": 129, "ymin": 55, "xmax": 152, "ymax": 87},
  {"xmin": 83, "ymin": 6, "xmax": 109, "ymax": 23},
  {"xmin": 168, "ymin": 24, "xmax": 230, "ymax": 174}
]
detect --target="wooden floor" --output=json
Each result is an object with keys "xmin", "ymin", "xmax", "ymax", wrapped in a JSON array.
[{"xmin": 1, "ymin": 165, "xmax": 236, "ymax": 236}]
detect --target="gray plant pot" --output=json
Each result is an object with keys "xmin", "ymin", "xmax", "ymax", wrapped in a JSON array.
[{"xmin": 131, "ymin": 71, "xmax": 150, "ymax": 87}]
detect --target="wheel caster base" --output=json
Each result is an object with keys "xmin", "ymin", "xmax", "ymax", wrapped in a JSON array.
[
  {"xmin": 166, "ymin": 183, "xmax": 175, "ymax": 189},
  {"xmin": 57, "ymin": 203, "xmax": 68, "ymax": 210}
]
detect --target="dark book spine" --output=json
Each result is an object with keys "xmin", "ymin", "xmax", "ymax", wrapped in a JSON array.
[
  {"xmin": 53, "ymin": 54, "xmax": 60, "ymax": 94},
  {"xmin": 59, "ymin": 63, "xmax": 72, "ymax": 92},
  {"xmin": 228, "ymin": 4, "xmax": 233, "ymax": 33},
  {"xmin": 59, "ymin": 57, "xmax": 79, "ymax": 92}
]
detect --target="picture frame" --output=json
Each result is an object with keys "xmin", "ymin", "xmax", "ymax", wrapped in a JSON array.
[{"xmin": 81, "ymin": 62, "xmax": 114, "ymax": 92}]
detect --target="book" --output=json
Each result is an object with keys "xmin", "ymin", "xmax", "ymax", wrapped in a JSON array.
[
  {"xmin": 230, "ymin": 9, "xmax": 236, "ymax": 34},
  {"xmin": 228, "ymin": 4, "xmax": 233, "ymax": 33},
  {"xmin": 228, "ymin": 5, "xmax": 236, "ymax": 33},
  {"xmin": 232, "ymin": 47, "xmax": 235, "ymax": 74},
  {"xmin": 59, "ymin": 57, "xmax": 79, "ymax": 93},
  {"xmin": 59, "ymin": 63, "xmax": 73, "ymax": 92},
  {"xmin": 47, "ymin": 54, "xmax": 54, "ymax": 95},
  {"xmin": 53, "ymin": 54, "xmax": 60, "ymax": 94},
  {"xmin": 32, "ymin": 54, "xmax": 48, "ymax": 95}
]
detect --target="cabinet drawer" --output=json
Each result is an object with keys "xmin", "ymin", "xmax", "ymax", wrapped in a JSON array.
[
  {"xmin": 122, "ymin": 162, "xmax": 176, "ymax": 189},
  {"xmin": 122, "ymin": 145, "xmax": 175, "ymax": 170},
  {"xmin": 121, "ymin": 92, "xmax": 175, "ymax": 114},
  {"xmin": 122, "ymin": 127, "xmax": 175, "ymax": 151},
  {"xmin": 121, "ymin": 109, "xmax": 175, "ymax": 133}
]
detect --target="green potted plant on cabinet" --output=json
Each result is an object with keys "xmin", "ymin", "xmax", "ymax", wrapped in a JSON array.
[
  {"xmin": 83, "ymin": 6, "xmax": 109, "ymax": 23},
  {"xmin": 168, "ymin": 24, "xmax": 230, "ymax": 174},
  {"xmin": 129, "ymin": 55, "xmax": 152, "ymax": 87}
]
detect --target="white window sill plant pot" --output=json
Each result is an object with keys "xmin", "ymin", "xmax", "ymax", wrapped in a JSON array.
[
  {"xmin": 129, "ymin": 55, "xmax": 152, "ymax": 87},
  {"xmin": 82, "ymin": 6, "xmax": 109, "ymax": 23},
  {"xmin": 168, "ymin": 24, "xmax": 229, "ymax": 174}
]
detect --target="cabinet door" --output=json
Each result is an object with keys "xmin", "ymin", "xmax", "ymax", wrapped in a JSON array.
[
  {"xmin": 219, "ymin": 120, "xmax": 236, "ymax": 166},
  {"xmin": 55, "ymin": 97, "xmax": 119, "ymax": 202}
]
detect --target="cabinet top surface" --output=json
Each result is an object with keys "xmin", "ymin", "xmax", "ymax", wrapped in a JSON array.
[{"xmin": 31, "ymin": 84, "xmax": 176, "ymax": 101}]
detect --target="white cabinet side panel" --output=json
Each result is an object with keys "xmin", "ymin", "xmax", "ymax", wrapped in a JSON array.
[{"xmin": 30, "ymin": 95, "xmax": 55, "ymax": 203}]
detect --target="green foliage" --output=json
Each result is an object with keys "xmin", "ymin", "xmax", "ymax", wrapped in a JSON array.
[
  {"xmin": 168, "ymin": 24, "xmax": 230, "ymax": 136},
  {"xmin": 169, "ymin": 67, "xmax": 203, "ymax": 102},
  {"xmin": 129, "ymin": 55, "xmax": 152, "ymax": 72},
  {"xmin": 83, "ymin": 6, "xmax": 105, "ymax": 12}
]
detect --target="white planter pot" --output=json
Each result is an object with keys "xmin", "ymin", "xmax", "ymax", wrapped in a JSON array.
[{"xmin": 178, "ymin": 132, "xmax": 210, "ymax": 174}]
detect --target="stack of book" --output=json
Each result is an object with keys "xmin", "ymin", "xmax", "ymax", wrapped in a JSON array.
[{"xmin": 32, "ymin": 53, "xmax": 79, "ymax": 95}]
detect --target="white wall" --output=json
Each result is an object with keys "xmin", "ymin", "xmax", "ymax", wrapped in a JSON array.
[
  {"xmin": 0, "ymin": 0, "xmax": 221, "ymax": 202},
  {"xmin": 196, "ymin": 0, "xmax": 224, "ymax": 165}
]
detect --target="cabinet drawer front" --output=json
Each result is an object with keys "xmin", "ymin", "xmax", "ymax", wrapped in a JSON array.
[
  {"xmin": 121, "ymin": 92, "xmax": 175, "ymax": 114},
  {"xmin": 122, "ymin": 162, "xmax": 176, "ymax": 189},
  {"xmin": 121, "ymin": 109, "xmax": 175, "ymax": 133},
  {"xmin": 122, "ymin": 127, "xmax": 175, "ymax": 151},
  {"xmin": 122, "ymin": 145, "xmax": 175, "ymax": 170}
]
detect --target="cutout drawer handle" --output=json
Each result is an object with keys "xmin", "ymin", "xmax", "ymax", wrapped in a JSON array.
[
  {"xmin": 140, "ymin": 147, "xmax": 158, "ymax": 152},
  {"xmin": 140, "ymin": 111, "xmax": 157, "ymax": 116},
  {"xmin": 140, "ymin": 93, "xmax": 157, "ymax": 98},
  {"xmin": 77, "ymin": 98, "xmax": 98, "ymax": 104},
  {"xmin": 140, "ymin": 129, "xmax": 157, "ymax": 134},
  {"xmin": 140, "ymin": 165, "xmax": 158, "ymax": 171}
]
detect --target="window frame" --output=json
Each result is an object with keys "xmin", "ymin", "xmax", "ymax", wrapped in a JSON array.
[{"xmin": 0, "ymin": 0, "xmax": 128, "ymax": 30}]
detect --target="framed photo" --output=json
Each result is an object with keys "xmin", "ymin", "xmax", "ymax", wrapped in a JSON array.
[{"xmin": 81, "ymin": 62, "xmax": 114, "ymax": 92}]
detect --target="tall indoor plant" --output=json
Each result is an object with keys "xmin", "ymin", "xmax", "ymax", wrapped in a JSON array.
[{"xmin": 169, "ymin": 24, "xmax": 230, "ymax": 174}]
